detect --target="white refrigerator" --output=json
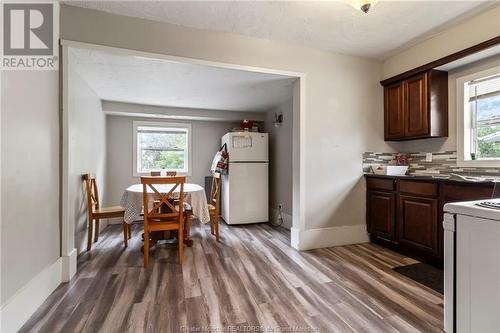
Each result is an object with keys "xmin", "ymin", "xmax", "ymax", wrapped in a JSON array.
[{"xmin": 221, "ymin": 132, "xmax": 269, "ymax": 225}]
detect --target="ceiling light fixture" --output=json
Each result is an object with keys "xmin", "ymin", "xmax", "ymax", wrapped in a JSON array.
[{"xmin": 346, "ymin": 0, "xmax": 379, "ymax": 14}]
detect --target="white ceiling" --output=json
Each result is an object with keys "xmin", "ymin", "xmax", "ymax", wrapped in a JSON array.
[
  {"xmin": 70, "ymin": 48, "xmax": 295, "ymax": 112},
  {"xmin": 66, "ymin": 1, "xmax": 497, "ymax": 59}
]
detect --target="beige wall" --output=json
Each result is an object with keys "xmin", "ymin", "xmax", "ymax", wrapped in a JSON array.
[
  {"xmin": 105, "ymin": 115, "xmax": 236, "ymax": 220},
  {"xmin": 383, "ymin": 5, "xmax": 500, "ymax": 79},
  {"xmin": 68, "ymin": 61, "xmax": 107, "ymax": 253},
  {"xmin": 265, "ymin": 99, "xmax": 293, "ymax": 220},
  {"xmin": 1, "ymin": 71, "xmax": 60, "ymax": 305},
  {"xmin": 61, "ymin": 5, "xmax": 395, "ymax": 232}
]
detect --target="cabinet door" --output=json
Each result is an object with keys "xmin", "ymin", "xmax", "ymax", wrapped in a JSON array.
[
  {"xmin": 384, "ymin": 82, "xmax": 404, "ymax": 140},
  {"xmin": 367, "ymin": 191, "xmax": 395, "ymax": 241},
  {"xmin": 398, "ymin": 195, "xmax": 438, "ymax": 255},
  {"xmin": 404, "ymin": 73, "xmax": 429, "ymax": 137}
]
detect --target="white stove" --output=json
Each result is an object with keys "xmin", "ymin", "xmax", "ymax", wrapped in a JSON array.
[{"xmin": 443, "ymin": 199, "xmax": 500, "ymax": 333}]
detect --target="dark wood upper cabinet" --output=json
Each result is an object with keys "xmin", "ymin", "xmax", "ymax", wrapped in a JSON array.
[
  {"xmin": 384, "ymin": 82, "xmax": 404, "ymax": 139},
  {"xmin": 404, "ymin": 73, "xmax": 428, "ymax": 137},
  {"xmin": 383, "ymin": 70, "xmax": 448, "ymax": 141}
]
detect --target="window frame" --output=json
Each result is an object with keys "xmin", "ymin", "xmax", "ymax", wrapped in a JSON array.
[
  {"xmin": 456, "ymin": 65, "xmax": 500, "ymax": 167},
  {"xmin": 132, "ymin": 120, "xmax": 192, "ymax": 177}
]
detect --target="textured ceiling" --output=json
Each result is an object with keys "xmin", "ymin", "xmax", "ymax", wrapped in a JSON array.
[
  {"xmin": 66, "ymin": 1, "xmax": 496, "ymax": 59},
  {"xmin": 70, "ymin": 48, "xmax": 295, "ymax": 112}
]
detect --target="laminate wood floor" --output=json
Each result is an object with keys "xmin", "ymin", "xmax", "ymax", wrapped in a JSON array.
[{"xmin": 20, "ymin": 222, "xmax": 443, "ymax": 333}]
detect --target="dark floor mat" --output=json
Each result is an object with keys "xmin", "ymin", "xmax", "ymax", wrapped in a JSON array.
[{"xmin": 393, "ymin": 263, "xmax": 443, "ymax": 294}]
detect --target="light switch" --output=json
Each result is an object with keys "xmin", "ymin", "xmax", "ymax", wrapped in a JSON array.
[{"xmin": 426, "ymin": 153, "xmax": 433, "ymax": 162}]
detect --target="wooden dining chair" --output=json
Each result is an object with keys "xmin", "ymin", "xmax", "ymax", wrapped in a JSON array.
[
  {"xmin": 141, "ymin": 176, "xmax": 186, "ymax": 267},
  {"xmin": 151, "ymin": 171, "xmax": 180, "ymax": 212},
  {"xmin": 83, "ymin": 174, "xmax": 130, "ymax": 251},
  {"xmin": 208, "ymin": 172, "xmax": 222, "ymax": 241},
  {"xmin": 155, "ymin": 171, "xmax": 192, "ymax": 245}
]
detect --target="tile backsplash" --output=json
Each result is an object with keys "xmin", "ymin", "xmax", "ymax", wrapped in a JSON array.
[{"xmin": 363, "ymin": 151, "xmax": 500, "ymax": 175}]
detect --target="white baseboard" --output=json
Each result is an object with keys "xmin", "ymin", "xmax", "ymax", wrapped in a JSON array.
[
  {"xmin": 291, "ymin": 224, "xmax": 369, "ymax": 251},
  {"xmin": 291, "ymin": 227, "xmax": 301, "ymax": 249},
  {"xmin": 0, "ymin": 258, "xmax": 63, "ymax": 333},
  {"xmin": 62, "ymin": 248, "xmax": 77, "ymax": 282},
  {"xmin": 269, "ymin": 208, "xmax": 292, "ymax": 229}
]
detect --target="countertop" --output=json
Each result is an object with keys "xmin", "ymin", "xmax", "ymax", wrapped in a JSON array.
[
  {"xmin": 364, "ymin": 173, "xmax": 498, "ymax": 185},
  {"xmin": 444, "ymin": 199, "xmax": 500, "ymax": 220}
]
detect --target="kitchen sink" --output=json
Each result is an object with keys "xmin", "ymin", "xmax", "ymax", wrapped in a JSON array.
[{"xmin": 371, "ymin": 165, "xmax": 409, "ymax": 176}]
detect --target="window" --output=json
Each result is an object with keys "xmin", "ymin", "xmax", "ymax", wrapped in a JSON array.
[
  {"xmin": 133, "ymin": 121, "xmax": 191, "ymax": 176},
  {"xmin": 457, "ymin": 66, "xmax": 500, "ymax": 167}
]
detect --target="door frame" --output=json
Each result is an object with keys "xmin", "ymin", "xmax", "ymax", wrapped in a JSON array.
[{"xmin": 60, "ymin": 40, "xmax": 306, "ymax": 279}]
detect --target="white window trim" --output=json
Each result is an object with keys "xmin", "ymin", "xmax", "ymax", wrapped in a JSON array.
[
  {"xmin": 132, "ymin": 120, "xmax": 192, "ymax": 177},
  {"xmin": 456, "ymin": 65, "xmax": 500, "ymax": 168}
]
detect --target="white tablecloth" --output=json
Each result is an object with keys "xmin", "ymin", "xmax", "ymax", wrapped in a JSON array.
[{"xmin": 120, "ymin": 183, "xmax": 210, "ymax": 224}]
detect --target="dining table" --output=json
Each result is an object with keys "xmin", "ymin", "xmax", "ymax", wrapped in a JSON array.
[{"xmin": 120, "ymin": 183, "xmax": 210, "ymax": 246}]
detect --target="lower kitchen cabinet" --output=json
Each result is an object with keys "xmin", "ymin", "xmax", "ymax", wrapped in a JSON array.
[
  {"xmin": 365, "ymin": 175, "xmax": 495, "ymax": 266},
  {"xmin": 398, "ymin": 195, "xmax": 438, "ymax": 256},
  {"xmin": 367, "ymin": 191, "xmax": 395, "ymax": 241}
]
